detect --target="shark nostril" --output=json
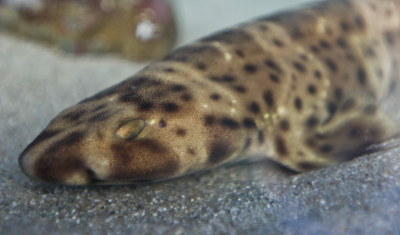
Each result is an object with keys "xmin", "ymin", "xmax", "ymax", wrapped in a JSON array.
[
  {"xmin": 61, "ymin": 164, "xmax": 109, "ymax": 186},
  {"xmin": 85, "ymin": 168, "xmax": 106, "ymax": 184},
  {"xmin": 86, "ymin": 168, "xmax": 96, "ymax": 179}
]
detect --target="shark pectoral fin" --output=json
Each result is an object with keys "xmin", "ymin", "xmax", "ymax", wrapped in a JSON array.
[
  {"xmin": 312, "ymin": 94, "xmax": 399, "ymax": 165},
  {"xmin": 277, "ymin": 93, "xmax": 400, "ymax": 173}
]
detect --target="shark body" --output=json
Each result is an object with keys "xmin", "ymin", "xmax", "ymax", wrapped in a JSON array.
[{"xmin": 19, "ymin": 0, "xmax": 400, "ymax": 185}]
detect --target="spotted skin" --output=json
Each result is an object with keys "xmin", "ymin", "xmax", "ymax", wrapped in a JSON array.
[{"xmin": 19, "ymin": 0, "xmax": 400, "ymax": 185}]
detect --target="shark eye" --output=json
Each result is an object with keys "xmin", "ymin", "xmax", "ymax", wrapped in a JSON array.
[{"xmin": 115, "ymin": 119, "xmax": 145, "ymax": 139}]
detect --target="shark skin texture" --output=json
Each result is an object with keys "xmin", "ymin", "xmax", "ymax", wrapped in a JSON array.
[{"xmin": 18, "ymin": 0, "xmax": 400, "ymax": 185}]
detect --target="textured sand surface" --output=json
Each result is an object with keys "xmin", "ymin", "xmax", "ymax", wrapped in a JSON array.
[{"xmin": 1, "ymin": 0, "xmax": 400, "ymax": 234}]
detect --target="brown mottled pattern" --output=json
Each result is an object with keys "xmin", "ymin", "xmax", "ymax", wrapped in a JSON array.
[{"xmin": 18, "ymin": 0, "xmax": 400, "ymax": 185}]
